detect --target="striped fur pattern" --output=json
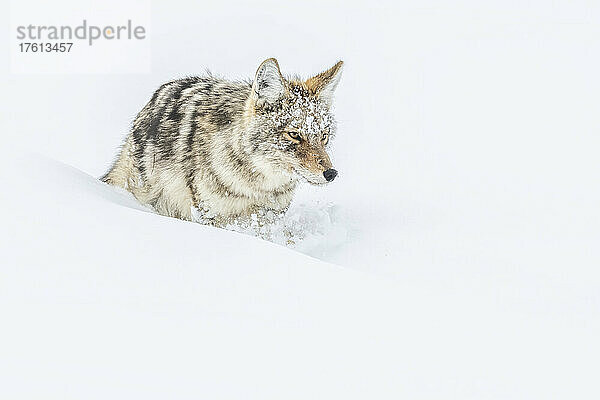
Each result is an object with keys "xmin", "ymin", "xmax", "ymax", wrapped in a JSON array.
[{"xmin": 102, "ymin": 58, "xmax": 343, "ymax": 224}]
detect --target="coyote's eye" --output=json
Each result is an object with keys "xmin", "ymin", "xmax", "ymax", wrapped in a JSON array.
[{"xmin": 284, "ymin": 130, "xmax": 302, "ymax": 143}]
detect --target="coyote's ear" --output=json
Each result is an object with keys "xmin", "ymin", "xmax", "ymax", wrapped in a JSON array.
[
  {"xmin": 306, "ymin": 61, "xmax": 344, "ymax": 106},
  {"xmin": 251, "ymin": 58, "xmax": 286, "ymax": 107}
]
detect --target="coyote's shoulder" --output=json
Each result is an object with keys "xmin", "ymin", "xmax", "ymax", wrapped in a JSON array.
[{"xmin": 103, "ymin": 58, "xmax": 343, "ymax": 223}]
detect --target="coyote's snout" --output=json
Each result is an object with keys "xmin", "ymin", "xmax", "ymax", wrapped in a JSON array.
[{"xmin": 102, "ymin": 58, "xmax": 343, "ymax": 224}]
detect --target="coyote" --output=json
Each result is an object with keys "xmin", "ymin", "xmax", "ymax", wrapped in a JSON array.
[{"xmin": 102, "ymin": 58, "xmax": 343, "ymax": 224}]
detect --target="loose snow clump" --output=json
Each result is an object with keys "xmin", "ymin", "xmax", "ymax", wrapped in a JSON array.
[{"xmin": 224, "ymin": 202, "xmax": 349, "ymax": 258}]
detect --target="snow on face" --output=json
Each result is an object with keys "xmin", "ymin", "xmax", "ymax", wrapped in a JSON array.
[{"xmin": 270, "ymin": 85, "xmax": 335, "ymax": 142}]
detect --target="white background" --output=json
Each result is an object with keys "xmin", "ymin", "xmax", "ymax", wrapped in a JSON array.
[{"xmin": 1, "ymin": 1, "xmax": 599, "ymax": 399}]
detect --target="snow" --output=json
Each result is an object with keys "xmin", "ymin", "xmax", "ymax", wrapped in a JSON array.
[{"xmin": 2, "ymin": 0, "xmax": 600, "ymax": 399}]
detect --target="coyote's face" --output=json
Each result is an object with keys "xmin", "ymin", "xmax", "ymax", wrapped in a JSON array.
[{"xmin": 245, "ymin": 59, "xmax": 343, "ymax": 185}]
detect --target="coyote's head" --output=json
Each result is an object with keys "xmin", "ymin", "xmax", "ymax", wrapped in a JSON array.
[{"xmin": 244, "ymin": 58, "xmax": 343, "ymax": 185}]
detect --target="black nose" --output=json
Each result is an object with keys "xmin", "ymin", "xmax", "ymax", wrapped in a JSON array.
[{"xmin": 323, "ymin": 169, "xmax": 338, "ymax": 182}]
